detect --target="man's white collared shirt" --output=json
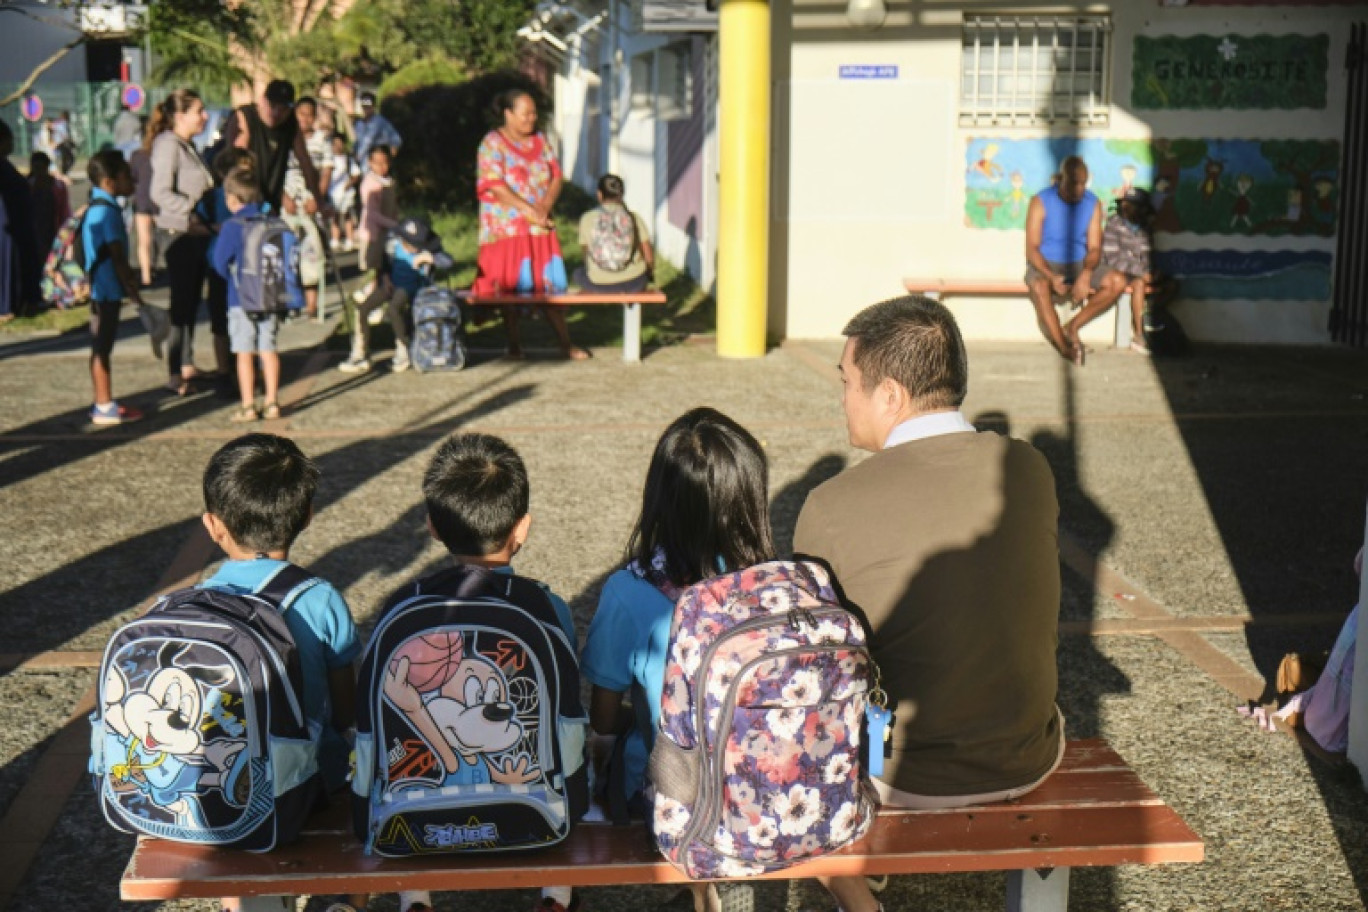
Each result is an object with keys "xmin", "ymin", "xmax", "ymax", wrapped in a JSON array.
[{"xmin": 883, "ymin": 411, "xmax": 977, "ymax": 449}]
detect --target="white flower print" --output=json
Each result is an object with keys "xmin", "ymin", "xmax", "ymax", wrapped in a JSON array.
[
  {"xmin": 675, "ymin": 633, "xmax": 703, "ymax": 676},
  {"xmin": 654, "ymin": 796, "xmax": 691, "ymax": 837},
  {"xmin": 747, "ymin": 816, "xmax": 780, "ymax": 848},
  {"xmin": 814, "ymin": 619, "xmax": 846, "ymax": 644},
  {"xmin": 759, "ymin": 586, "xmax": 793, "ymax": 613},
  {"xmin": 772, "ymin": 783, "xmax": 823, "ymax": 837},
  {"xmin": 712, "ymin": 825, "xmax": 737, "ymax": 856},
  {"xmin": 706, "ymin": 665, "xmax": 739, "ymax": 703},
  {"xmin": 823, "ymin": 753, "xmax": 853, "ymax": 784},
  {"xmin": 829, "ymin": 801, "xmax": 863, "ymax": 845},
  {"xmin": 766, "ymin": 706, "xmax": 805, "ymax": 742},
  {"xmin": 782, "ymin": 668, "xmax": 822, "ymax": 706},
  {"xmin": 716, "ymin": 857, "xmax": 764, "ymax": 877}
]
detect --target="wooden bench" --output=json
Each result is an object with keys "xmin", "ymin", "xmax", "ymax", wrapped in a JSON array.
[
  {"xmin": 902, "ymin": 278, "xmax": 1139, "ymax": 349},
  {"xmin": 461, "ymin": 291, "xmax": 669, "ymax": 363},
  {"xmin": 121, "ymin": 739, "xmax": 1202, "ymax": 912}
]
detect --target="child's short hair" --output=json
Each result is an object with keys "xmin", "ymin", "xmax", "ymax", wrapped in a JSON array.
[
  {"xmin": 87, "ymin": 149, "xmax": 129, "ymax": 187},
  {"xmin": 203, "ymin": 433, "xmax": 319, "ymax": 553},
  {"xmin": 423, "ymin": 433, "xmax": 529, "ymax": 556},
  {"xmin": 213, "ymin": 146, "xmax": 255, "ymax": 181},
  {"xmin": 369, "ymin": 144, "xmax": 392, "ymax": 161},
  {"xmin": 223, "ymin": 170, "xmax": 262, "ymax": 206}
]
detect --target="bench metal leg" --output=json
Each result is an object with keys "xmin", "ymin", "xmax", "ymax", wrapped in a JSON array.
[
  {"xmin": 1006, "ymin": 866, "xmax": 1070, "ymax": 912},
  {"xmin": 623, "ymin": 302, "xmax": 642, "ymax": 363},
  {"xmin": 1114, "ymin": 291, "xmax": 1133, "ymax": 349}
]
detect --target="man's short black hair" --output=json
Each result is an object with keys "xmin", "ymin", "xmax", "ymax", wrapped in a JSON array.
[
  {"xmin": 203, "ymin": 433, "xmax": 319, "ymax": 553},
  {"xmin": 360, "ymin": 91, "xmax": 377, "ymax": 107},
  {"xmin": 87, "ymin": 149, "xmax": 129, "ymax": 187},
  {"xmin": 843, "ymin": 295, "xmax": 969, "ymax": 411},
  {"xmin": 295, "ymin": 96, "xmax": 316, "ymax": 113},
  {"xmin": 423, "ymin": 433, "xmax": 529, "ymax": 556}
]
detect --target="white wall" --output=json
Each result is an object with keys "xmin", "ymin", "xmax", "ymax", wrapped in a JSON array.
[{"xmin": 776, "ymin": 1, "xmax": 1367, "ymax": 344}]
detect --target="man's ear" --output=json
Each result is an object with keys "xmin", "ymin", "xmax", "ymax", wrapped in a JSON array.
[
  {"xmin": 202, "ymin": 512, "xmax": 227, "ymax": 545},
  {"xmin": 878, "ymin": 376, "xmax": 907, "ymax": 414},
  {"xmin": 509, "ymin": 514, "xmax": 533, "ymax": 554}
]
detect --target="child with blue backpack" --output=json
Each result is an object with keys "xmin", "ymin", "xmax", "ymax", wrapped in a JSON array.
[
  {"xmin": 212, "ymin": 170, "xmax": 286, "ymax": 422},
  {"xmin": 339, "ymin": 216, "xmax": 452, "ymax": 374}
]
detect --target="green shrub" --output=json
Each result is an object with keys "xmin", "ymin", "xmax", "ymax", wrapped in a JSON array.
[
  {"xmin": 381, "ymin": 71, "xmax": 550, "ymax": 211},
  {"xmin": 378, "ymin": 56, "xmax": 469, "ymax": 100}
]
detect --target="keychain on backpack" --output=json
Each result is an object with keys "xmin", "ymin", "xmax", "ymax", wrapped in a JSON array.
[{"xmin": 864, "ymin": 673, "xmax": 893, "ymax": 778}]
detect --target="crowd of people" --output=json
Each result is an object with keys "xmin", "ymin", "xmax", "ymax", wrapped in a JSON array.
[{"xmin": 1, "ymin": 78, "xmax": 663, "ymax": 421}]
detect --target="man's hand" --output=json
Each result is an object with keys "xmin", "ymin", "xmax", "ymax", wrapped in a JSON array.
[
  {"xmin": 1069, "ymin": 270, "xmax": 1092, "ymax": 304},
  {"xmin": 1048, "ymin": 273, "xmax": 1068, "ymax": 297}
]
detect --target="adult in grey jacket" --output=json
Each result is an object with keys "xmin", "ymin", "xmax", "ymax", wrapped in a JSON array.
[{"xmin": 150, "ymin": 89, "xmax": 219, "ymax": 395}]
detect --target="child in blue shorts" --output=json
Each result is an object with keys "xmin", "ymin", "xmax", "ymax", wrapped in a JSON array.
[{"xmin": 211, "ymin": 169, "xmax": 283, "ymax": 422}]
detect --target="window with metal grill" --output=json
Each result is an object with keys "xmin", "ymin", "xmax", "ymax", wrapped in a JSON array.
[{"xmin": 960, "ymin": 15, "xmax": 1112, "ymax": 126}]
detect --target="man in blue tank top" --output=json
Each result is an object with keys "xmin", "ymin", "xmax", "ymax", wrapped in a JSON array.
[{"xmin": 1024, "ymin": 156, "xmax": 1126, "ymax": 365}]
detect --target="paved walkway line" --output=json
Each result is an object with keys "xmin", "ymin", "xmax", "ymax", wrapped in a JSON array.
[
  {"xmin": 0, "ymin": 525, "xmax": 217, "ymax": 907},
  {"xmin": 0, "ymin": 651, "xmax": 103, "ymax": 673}
]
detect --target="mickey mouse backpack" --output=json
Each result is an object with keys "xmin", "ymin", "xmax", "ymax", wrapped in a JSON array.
[
  {"xmin": 89, "ymin": 565, "xmax": 321, "ymax": 852},
  {"xmin": 352, "ymin": 564, "xmax": 589, "ymax": 857}
]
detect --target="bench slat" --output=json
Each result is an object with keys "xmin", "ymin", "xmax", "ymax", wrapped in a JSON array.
[
  {"xmin": 903, "ymin": 279, "xmax": 1029, "ymax": 296},
  {"xmin": 121, "ymin": 739, "xmax": 1202, "ymax": 900},
  {"xmin": 462, "ymin": 292, "xmax": 668, "ymax": 306}
]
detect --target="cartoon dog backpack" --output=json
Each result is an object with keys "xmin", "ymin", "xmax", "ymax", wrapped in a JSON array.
[
  {"xmin": 89, "ymin": 565, "xmax": 321, "ymax": 852},
  {"xmin": 648, "ymin": 560, "xmax": 879, "ymax": 879},
  {"xmin": 353, "ymin": 564, "xmax": 589, "ymax": 857}
]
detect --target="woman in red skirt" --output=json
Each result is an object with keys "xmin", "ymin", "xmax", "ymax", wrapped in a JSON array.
[{"xmin": 474, "ymin": 90, "xmax": 588, "ymax": 360}]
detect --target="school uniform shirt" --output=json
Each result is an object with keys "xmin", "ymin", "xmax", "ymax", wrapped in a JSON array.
[
  {"xmin": 580, "ymin": 567, "xmax": 675, "ymax": 800},
  {"xmin": 210, "ymin": 202, "xmax": 264, "ymax": 309},
  {"xmin": 200, "ymin": 559, "xmax": 361, "ymax": 790},
  {"xmin": 83, "ymin": 188, "xmax": 126, "ymax": 302}
]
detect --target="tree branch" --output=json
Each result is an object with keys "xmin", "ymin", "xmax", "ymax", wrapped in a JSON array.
[{"xmin": 0, "ymin": 35, "xmax": 88, "ymax": 108}]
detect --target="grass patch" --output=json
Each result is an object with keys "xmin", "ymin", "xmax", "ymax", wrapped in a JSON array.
[
  {"xmin": 0, "ymin": 307, "xmax": 90, "ymax": 335},
  {"xmin": 343, "ymin": 190, "xmax": 715, "ymax": 353}
]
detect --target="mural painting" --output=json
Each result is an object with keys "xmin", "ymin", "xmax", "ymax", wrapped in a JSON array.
[
  {"xmin": 1152, "ymin": 249, "xmax": 1332, "ymax": 300},
  {"xmin": 965, "ymin": 137, "xmax": 1339, "ymax": 237},
  {"xmin": 1132, "ymin": 34, "xmax": 1329, "ymax": 110}
]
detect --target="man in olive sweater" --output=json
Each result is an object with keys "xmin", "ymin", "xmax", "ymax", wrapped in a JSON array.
[{"xmin": 794, "ymin": 296, "xmax": 1064, "ymax": 912}]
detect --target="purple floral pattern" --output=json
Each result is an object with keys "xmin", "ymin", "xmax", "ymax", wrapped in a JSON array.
[{"xmin": 651, "ymin": 561, "xmax": 877, "ymax": 878}]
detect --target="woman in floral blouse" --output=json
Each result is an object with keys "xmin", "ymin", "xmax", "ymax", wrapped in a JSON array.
[{"xmin": 474, "ymin": 89, "xmax": 587, "ymax": 360}]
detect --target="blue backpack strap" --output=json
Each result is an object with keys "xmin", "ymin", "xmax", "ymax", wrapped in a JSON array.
[{"xmin": 254, "ymin": 562, "xmax": 322, "ymax": 611}]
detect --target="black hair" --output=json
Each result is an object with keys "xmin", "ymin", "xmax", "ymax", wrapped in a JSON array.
[
  {"xmin": 30, "ymin": 151, "xmax": 51, "ymax": 169},
  {"xmin": 0, "ymin": 120, "xmax": 11, "ymax": 144},
  {"xmin": 369, "ymin": 143, "xmax": 392, "ymax": 161},
  {"xmin": 360, "ymin": 91, "xmax": 377, "ymax": 106},
  {"xmin": 628, "ymin": 407, "xmax": 774, "ymax": 589},
  {"xmin": 203, "ymin": 434, "xmax": 319, "ymax": 553},
  {"xmin": 295, "ymin": 96, "xmax": 317, "ymax": 113},
  {"xmin": 842, "ymin": 296, "xmax": 968, "ymax": 411},
  {"xmin": 424, "ymin": 434, "xmax": 530, "ymax": 556},
  {"xmin": 264, "ymin": 79, "xmax": 296, "ymax": 107},
  {"xmin": 212, "ymin": 146, "xmax": 255, "ymax": 181},
  {"xmin": 597, "ymin": 173, "xmax": 625, "ymax": 202},
  {"xmin": 87, "ymin": 149, "xmax": 129, "ymax": 187},
  {"xmin": 493, "ymin": 88, "xmax": 533, "ymax": 119}
]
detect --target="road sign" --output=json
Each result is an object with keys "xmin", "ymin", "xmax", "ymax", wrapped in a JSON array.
[
  {"xmin": 20, "ymin": 94, "xmax": 43, "ymax": 122},
  {"xmin": 121, "ymin": 83, "xmax": 146, "ymax": 112}
]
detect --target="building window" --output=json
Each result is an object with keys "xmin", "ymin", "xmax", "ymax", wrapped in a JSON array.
[
  {"xmin": 631, "ymin": 55, "xmax": 654, "ymax": 112},
  {"xmin": 656, "ymin": 44, "xmax": 692, "ymax": 121},
  {"xmin": 960, "ymin": 15, "xmax": 1111, "ymax": 127}
]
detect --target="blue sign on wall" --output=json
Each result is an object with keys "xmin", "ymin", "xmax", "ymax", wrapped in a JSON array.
[{"xmin": 839, "ymin": 65, "xmax": 898, "ymax": 80}]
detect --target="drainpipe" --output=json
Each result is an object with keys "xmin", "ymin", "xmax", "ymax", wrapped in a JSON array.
[{"xmin": 715, "ymin": 0, "xmax": 769, "ymax": 358}]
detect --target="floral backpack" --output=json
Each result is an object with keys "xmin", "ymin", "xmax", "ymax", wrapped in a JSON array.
[
  {"xmin": 586, "ymin": 206, "xmax": 638, "ymax": 272},
  {"xmin": 41, "ymin": 199, "xmax": 117, "ymax": 309},
  {"xmin": 648, "ymin": 560, "xmax": 878, "ymax": 878}
]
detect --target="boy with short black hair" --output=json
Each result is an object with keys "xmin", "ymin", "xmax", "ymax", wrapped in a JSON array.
[
  {"xmin": 212, "ymin": 170, "xmax": 283, "ymax": 422},
  {"xmin": 199, "ymin": 432, "xmax": 359, "ymax": 796},
  {"xmin": 359, "ymin": 433, "xmax": 582, "ymax": 912},
  {"xmin": 85, "ymin": 149, "xmax": 147, "ymax": 425}
]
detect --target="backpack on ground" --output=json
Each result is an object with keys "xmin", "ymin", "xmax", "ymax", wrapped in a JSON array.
[
  {"xmin": 234, "ymin": 216, "xmax": 303, "ymax": 315},
  {"xmin": 649, "ymin": 560, "xmax": 878, "ymax": 879},
  {"xmin": 89, "ymin": 565, "xmax": 322, "ymax": 852},
  {"xmin": 41, "ymin": 198, "xmax": 117, "ymax": 309},
  {"xmin": 353, "ymin": 564, "xmax": 589, "ymax": 857},
  {"xmin": 410, "ymin": 286, "xmax": 466, "ymax": 373},
  {"xmin": 586, "ymin": 207, "xmax": 638, "ymax": 273}
]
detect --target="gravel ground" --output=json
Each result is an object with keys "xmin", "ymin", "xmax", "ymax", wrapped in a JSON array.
[{"xmin": 2, "ymin": 323, "xmax": 1367, "ymax": 911}]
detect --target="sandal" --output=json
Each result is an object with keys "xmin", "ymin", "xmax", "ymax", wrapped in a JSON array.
[
  {"xmin": 565, "ymin": 346, "xmax": 592, "ymax": 361},
  {"xmin": 261, "ymin": 402, "xmax": 281, "ymax": 420},
  {"xmin": 165, "ymin": 379, "xmax": 191, "ymax": 397},
  {"xmin": 229, "ymin": 405, "xmax": 259, "ymax": 423}
]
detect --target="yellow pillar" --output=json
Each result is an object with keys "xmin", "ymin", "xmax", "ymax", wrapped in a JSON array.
[{"xmin": 716, "ymin": 0, "xmax": 770, "ymax": 358}]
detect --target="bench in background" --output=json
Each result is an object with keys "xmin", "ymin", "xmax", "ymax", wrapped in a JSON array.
[
  {"xmin": 462, "ymin": 291, "xmax": 669, "ymax": 363},
  {"xmin": 903, "ymin": 278, "xmax": 1139, "ymax": 349},
  {"xmin": 121, "ymin": 739, "xmax": 1202, "ymax": 912}
]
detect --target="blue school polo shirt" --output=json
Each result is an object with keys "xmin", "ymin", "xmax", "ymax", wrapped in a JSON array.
[{"xmin": 83, "ymin": 188, "xmax": 126, "ymax": 302}]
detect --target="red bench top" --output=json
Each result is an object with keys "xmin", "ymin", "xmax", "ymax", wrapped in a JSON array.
[
  {"xmin": 121, "ymin": 740, "xmax": 1201, "ymax": 899},
  {"xmin": 460, "ymin": 291, "xmax": 668, "ymax": 305}
]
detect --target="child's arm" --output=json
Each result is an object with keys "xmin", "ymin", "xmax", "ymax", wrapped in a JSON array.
[
  {"xmin": 107, "ymin": 240, "xmax": 145, "ymax": 306},
  {"xmin": 589, "ymin": 685, "xmax": 633, "ymax": 736},
  {"xmin": 328, "ymin": 664, "xmax": 357, "ymax": 732},
  {"xmin": 211, "ymin": 222, "xmax": 238, "ymax": 279}
]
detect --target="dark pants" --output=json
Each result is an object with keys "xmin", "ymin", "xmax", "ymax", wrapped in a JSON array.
[
  {"xmin": 206, "ymin": 270, "xmax": 229, "ymax": 337},
  {"xmin": 572, "ymin": 265, "xmax": 651, "ymax": 294},
  {"xmin": 357, "ymin": 277, "xmax": 412, "ymax": 346},
  {"xmin": 89, "ymin": 298, "xmax": 121, "ymax": 369},
  {"xmin": 161, "ymin": 231, "xmax": 209, "ymax": 376}
]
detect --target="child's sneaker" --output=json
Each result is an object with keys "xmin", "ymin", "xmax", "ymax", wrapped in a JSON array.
[
  {"xmin": 337, "ymin": 355, "xmax": 371, "ymax": 374},
  {"xmin": 90, "ymin": 401, "xmax": 144, "ymax": 425},
  {"xmin": 367, "ymin": 304, "xmax": 386, "ymax": 325},
  {"xmin": 392, "ymin": 341, "xmax": 411, "ymax": 373}
]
